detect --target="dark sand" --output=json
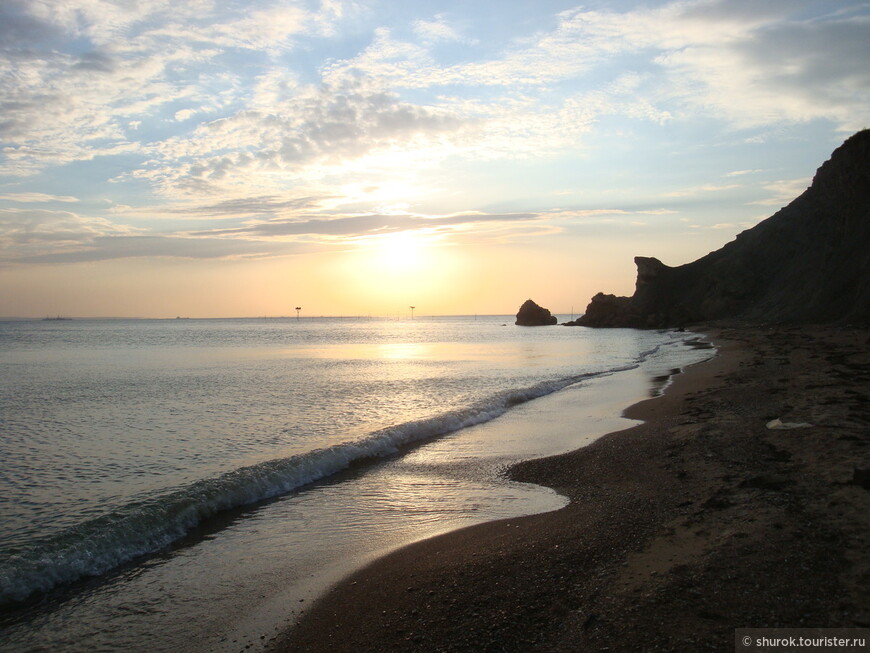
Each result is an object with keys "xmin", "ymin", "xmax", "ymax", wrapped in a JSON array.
[{"xmin": 272, "ymin": 326, "xmax": 870, "ymax": 652}]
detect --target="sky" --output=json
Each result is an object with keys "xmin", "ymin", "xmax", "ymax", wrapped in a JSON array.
[{"xmin": 1, "ymin": 0, "xmax": 868, "ymax": 318}]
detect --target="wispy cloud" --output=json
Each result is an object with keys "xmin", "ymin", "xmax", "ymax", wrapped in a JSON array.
[
  {"xmin": 0, "ymin": 207, "xmax": 136, "ymax": 260},
  {"xmin": 661, "ymin": 184, "xmax": 742, "ymax": 198},
  {"xmin": 413, "ymin": 15, "xmax": 469, "ymax": 45},
  {"xmin": 173, "ymin": 195, "xmax": 334, "ymax": 219},
  {"xmin": 10, "ymin": 235, "xmax": 313, "ymax": 265},
  {"xmin": 0, "ymin": 207, "xmax": 543, "ymax": 264},
  {"xmin": 191, "ymin": 211, "xmax": 540, "ymax": 239},
  {"xmin": 0, "ymin": 193, "xmax": 80, "ymax": 203},
  {"xmin": 726, "ymin": 169, "xmax": 765, "ymax": 177},
  {"xmin": 749, "ymin": 178, "xmax": 812, "ymax": 206}
]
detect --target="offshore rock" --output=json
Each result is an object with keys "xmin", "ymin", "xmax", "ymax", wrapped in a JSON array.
[
  {"xmin": 515, "ymin": 299, "xmax": 558, "ymax": 326},
  {"xmin": 572, "ymin": 129, "xmax": 870, "ymax": 328}
]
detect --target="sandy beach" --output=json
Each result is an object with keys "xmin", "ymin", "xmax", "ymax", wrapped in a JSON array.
[{"xmin": 272, "ymin": 325, "xmax": 870, "ymax": 652}]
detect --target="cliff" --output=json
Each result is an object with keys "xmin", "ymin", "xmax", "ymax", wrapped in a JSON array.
[{"xmin": 573, "ymin": 129, "xmax": 870, "ymax": 328}]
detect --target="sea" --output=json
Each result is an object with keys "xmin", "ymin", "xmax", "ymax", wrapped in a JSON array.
[{"xmin": 0, "ymin": 316, "xmax": 713, "ymax": 652}]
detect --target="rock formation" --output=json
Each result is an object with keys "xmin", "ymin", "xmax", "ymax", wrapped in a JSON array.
[
  {"xmin": 571, "ymin": 129, "xmax": 870, "ymax": 328},
  {"xmin": 564, "ymin": 293, "xmax": 632, "ymax": 328},
  {"xmin": 516, "ymin": 299, "xmax": 558, "ymax": 326}
]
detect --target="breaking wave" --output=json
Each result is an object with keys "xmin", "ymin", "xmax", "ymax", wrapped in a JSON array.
[{"xmin": 0, "ymin": 362, "xmax": 653, "ymax": 606}]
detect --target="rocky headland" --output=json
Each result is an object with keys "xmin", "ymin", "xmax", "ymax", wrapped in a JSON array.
[{"xmin": 570, "ymin": 129, "xmax": 870, "ymax": 328}]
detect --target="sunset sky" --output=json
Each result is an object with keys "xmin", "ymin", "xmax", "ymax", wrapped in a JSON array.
[{"xmin": 1, "ymin": 0, "xmax": 868, "ymax": 318}]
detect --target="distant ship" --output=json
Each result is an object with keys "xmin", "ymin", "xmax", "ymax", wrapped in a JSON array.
[{"xmin": 42, "ymin": 316, "xmax": 72, "ymax": 321}]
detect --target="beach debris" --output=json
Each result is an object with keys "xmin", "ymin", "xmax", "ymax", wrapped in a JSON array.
[{"xmin": 765, "ymin": 418, "xmax": 813, "ymax": 430}]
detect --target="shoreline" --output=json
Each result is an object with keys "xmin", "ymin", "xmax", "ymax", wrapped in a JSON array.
[
  {"xmin": 267, "ymin": 328, "xmax": 732, "ymax": 652},
  {"xmin": 272, "ymin": 324, "xmax": 869, "ymax": 652}
]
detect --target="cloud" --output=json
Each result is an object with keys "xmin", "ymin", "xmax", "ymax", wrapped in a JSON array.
[
  {"xmin": 689, "ymin": 218, "xmax": 760, "ymax": 231},
  {"xmin": 649, "ymin": 4, "xmax": 870, "ymax": 130},
  {"xmin": 144, "ymin": 4, "xmax": 319, "ymax": 54},
  {"xmin": 0, "ymin": 205, "xmax": 542, "ymax": 265},
  {"xmin": 543, "ymin": 208, "xmax": 679, "ymax": 221},
  {"xmin": 10, "ymin": 235, "xmax": 312, "ymax": 265},
  {"xmin": 0, "ymin": 202, "xmax": 322, "ymax": 265},
  {"xmin": 413, "ymin": 15, "xmax": 468, "ymax": 45},
  {"xmin": 726, "ymin": 169, "xmax": 765, "ymax": 177},
  {"xmin": 661, "ymin": 184, "xmax": 741, "ymax": 198},
  {"xmin": 581, "ymin": 4, "xmax": 870, "ymax": 132},
  {"xmin": 174, "ymin": 109, "xmax": 198, "ymax": 122},
  {"xmin": 300, "ymin": 2, "xmax": 868, "ymax": 188},
  {"xmin": 322, "ymin": 21, "xmax": 594, "ymax": 90},
  {"xmin": 749, "ymin": 178, "xmax": 811, "ymax": 206},
  {"xmin": 0, "ymin": 0, "xmax": 345, "ymax": 177},
  {"xmin": 102, "ymin": 193, "xmax": 339, "ymax": 226},
  {"xmin": 0, "ymin": 40, "xmax": 191, "ymax": 174},
  {"xmin": 0, "ymin": 207, "xmax": 135, "ymax": 260},
  {"xmin": 192, "ymin": 211, "xmax": 539, "ymax": 239},
  {"xmin": 74, "ymin": 51, "xmax": 119, "ymax": 73},
  {"xmin": 177, "ymin": 195, "xmax": 332, "ymax": 218},
  {"xmin": 0, "ymin": 0, "xmax": 65, "ymax": 45},
  {"xmin": 324, "ymin": 1, "xmax": 869, "ymax": 133},
  {"xmin": 0, "ymin": 193, "xmax": 80, "ymax": 203},
  {"xmin": 128, "ymin": 81, "xmax": 471, "ymax": 197},
  {"xmin": 184, "ymin": 206, "xmax": 680, "ymax": 245}
]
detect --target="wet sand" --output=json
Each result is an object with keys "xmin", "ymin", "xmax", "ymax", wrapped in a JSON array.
[{"xmin": 272, "ymin": 325, "xmax": 870, "ymax": 652}]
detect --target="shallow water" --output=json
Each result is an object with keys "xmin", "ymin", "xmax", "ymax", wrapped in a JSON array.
[{"xmin": 0, "ymin": 316, "xmax": 712, "ymax": 652}]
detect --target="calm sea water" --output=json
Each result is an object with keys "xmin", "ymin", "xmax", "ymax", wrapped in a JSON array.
[{"xmin": 0, "ymin": 316, "xmax": 712, "ymax": 651}]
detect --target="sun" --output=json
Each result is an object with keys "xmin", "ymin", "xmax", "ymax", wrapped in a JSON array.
[
  {"xmin": 335, "ymin": 229, "xmax": 459, "ymax": 313},
  {"xmin": 373, "ymin": 231, "xmax": 428, "ymax": 271}
]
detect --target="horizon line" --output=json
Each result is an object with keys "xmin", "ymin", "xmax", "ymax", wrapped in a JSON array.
[{"xmin": 1, "ymin": 312, "xmax": 585, "ymax": 321}]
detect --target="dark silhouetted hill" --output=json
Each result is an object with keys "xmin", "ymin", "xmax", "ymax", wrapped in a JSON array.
[{"xmin": 572, "ymin": 129, "xmax": 870, "ymax": 328}]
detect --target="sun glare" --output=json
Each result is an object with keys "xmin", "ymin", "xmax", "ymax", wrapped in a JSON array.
[
  {"xmin": 334, "ymin": 229, "xmax": 462, "ymax": 314},
  {"xmin": 374, "ymin": 231, "xmax": 428, "ymax": 270}
]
